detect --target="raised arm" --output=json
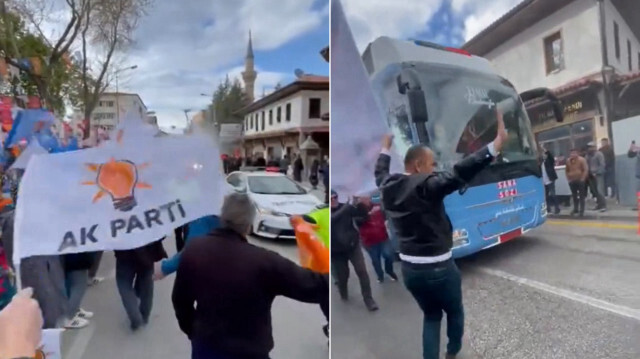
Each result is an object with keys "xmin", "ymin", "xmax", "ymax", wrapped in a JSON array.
[{"xmin": 374, "ymin": 135, "xmax": 394, "ymax": 187}]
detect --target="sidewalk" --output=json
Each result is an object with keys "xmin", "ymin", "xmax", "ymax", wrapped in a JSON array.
[{"xmin": 549, "ymin": 197, "xmax": 638, "ymax": 223}]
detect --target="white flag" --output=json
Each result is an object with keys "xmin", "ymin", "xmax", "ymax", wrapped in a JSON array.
[
  {"xmin": 37, "ymin": 329, "xmax": 63, "ymax": 359},
  {"xmin": 13, "ymin": 122, "xmax": 225, "ymax": 263},
  {"xmin": 9, "ymin": 140, "xmax": 48, "ymax": 170},
  {"xmin": 330, "ymin": 0, "xmax": 402, "ymax": 198}
]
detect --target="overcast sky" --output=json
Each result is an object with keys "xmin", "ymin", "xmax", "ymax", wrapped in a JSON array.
[{"xmin": 36, "ymin": 0, "xmax": 524, "ymax": 131}]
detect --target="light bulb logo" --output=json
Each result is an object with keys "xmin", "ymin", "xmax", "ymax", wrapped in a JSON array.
[{"xmin": 82, "ymin": 158, "xmax": 151, "ymax": 211}]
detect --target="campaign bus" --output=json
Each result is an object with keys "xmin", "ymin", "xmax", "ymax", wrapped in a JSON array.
[{"xmin": 363, "ymin": 37, "xmax": 564, "ymax": 258}]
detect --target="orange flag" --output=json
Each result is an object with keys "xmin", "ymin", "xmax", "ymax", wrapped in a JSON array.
[{"xmin": 290, "ymin": 215, "xmax": 330, "ymax": 274}]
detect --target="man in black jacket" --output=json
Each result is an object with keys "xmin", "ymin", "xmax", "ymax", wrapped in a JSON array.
[
  {"xmin": 173, "ymin": 193, "xmax": 328, "ymax": 359},
  {"xmin": 330, "ymin": 190, "xmax": 378, "ymax": 311},
  {"xmin": 540, "ymin": 144, "xmax": 560, "ymax": 214},
  {"xmin": 374, "ymin": 110, "xmax": 507, "ymax": 359}
]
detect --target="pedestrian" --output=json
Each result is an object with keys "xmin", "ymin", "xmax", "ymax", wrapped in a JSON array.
[
  {"xmin": 357, "ymin": 195, "xmax": 398, "ymax": 283},
  {"xmin": 320, "ymin": 157, "xmax": 329, "ymax": 204},
  {"xmin": 172, "ymin": 193, "xmax": 328, "ymax": 359},
  {"xmin": 540, "ymin": 144, "xmax": 560, "ymax": 214},
  {"xmin": 293, "ymin": 154, "xmax": 304, "ymax": 182},
  {"xmin": 254, "ymin": 155, "xmax": 266, "ymax": 167},
  {"xmin": 600, "ymin": 138, "xmax": 616, "ymax": 198},
  {"xmin": 331, "ymin": 190, "xmax": 378, "ymax": 311},
  {"xmin": 1, "ymin": 172, "xmax": 69, "ymax": 329},
  {"xmin": 279, "ymin": 155, "xmax": 290, "ymax": 175},
  {"xmin": 627, "ymin": 140, "xmax": 640, "ymax": 209},
  {"xmin": 586, "ymin": 142, "xmax": 607, "ymax": 212},
  {"xmin": 565, "ymin": 148, "xmax": 589, "ymax": 217},
  {"xmin": 114, "ymin": 238, "xmax": 167, "ymax": 331},
  {"xmin": 310, "ymin": 158, "xmax": 320, "ymax": 189},
  {"xmin": 374, "ymin": 109, "xmax": 508, "ymax": 359},
  {"xmin": 61, "ymin": 252, "xmax": 96, "ymax": 328}
]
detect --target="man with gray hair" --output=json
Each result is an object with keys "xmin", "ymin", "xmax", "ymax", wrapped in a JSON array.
[{"xmin": 173, "ymin": 192, "xmax": 329, "ymax": 359}]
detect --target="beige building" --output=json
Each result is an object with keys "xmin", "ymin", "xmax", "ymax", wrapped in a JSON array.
[
  {"xmin": 240, "ymin": 75, "xmax": 329, "ymax": 165},
  {"xmin": 462, "ymin": 0, "xmax": 640, "ymax": 161},
  {"xmin": 90, "ymin": 92, "xmax": 148, "ymax": 132}
]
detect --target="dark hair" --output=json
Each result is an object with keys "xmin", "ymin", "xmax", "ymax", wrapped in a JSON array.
[{"xmin": 404, "ymin": 144, "xmax": 429, "ymax": 166}]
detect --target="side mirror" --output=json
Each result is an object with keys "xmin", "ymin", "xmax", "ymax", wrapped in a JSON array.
[
  {"xmin": 519, "ymin": 87, "xmax": 564, "ymax": 123},
  {"xmin": 397, "ymin": 66, "xmax": 430, "ymax": 144}
]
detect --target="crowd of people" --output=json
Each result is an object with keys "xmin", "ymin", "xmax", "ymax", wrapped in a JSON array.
[
  {"xmin": 0, "ymin": 150, "xmax": 330, "ymax": 358},
  {"xmin": 541, "ymin": 138, "xmax": 618, "ymax": 217}
]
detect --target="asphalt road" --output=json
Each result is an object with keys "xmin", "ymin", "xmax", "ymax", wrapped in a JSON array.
[
  {"xmin": 331, "ymin": 218, "xmax": 640, "ymax": 359},
  {"xmin": 60, "ymin": 187, "xmax": 328, "ymax": 359}
]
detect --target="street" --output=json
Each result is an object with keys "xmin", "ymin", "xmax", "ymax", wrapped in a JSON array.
[
  {"xmin": 331, "ymin": 216, "xmax": 640, "ymax": 359},
  {"xmin": 60, "ymin": 187, "xmax": 328, "ymax": 359}
]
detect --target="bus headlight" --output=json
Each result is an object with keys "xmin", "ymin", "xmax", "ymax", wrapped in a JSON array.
[{"xmin": 452, "ymin": 229, "xmax": 469, "ymax": 248}]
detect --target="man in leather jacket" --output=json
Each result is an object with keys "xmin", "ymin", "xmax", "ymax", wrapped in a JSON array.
[
  {"xmin": 374, "ymin": 110, "xmax": 508, "ymax": 359},
  {"xmin": 330, "ymin": 190, "xmax": 378, "ymax": 312}
]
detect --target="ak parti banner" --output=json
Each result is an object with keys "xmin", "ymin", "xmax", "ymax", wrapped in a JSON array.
[{"xmin": 13, "ymin": 113, "xmax": 226, "ymax": 264}]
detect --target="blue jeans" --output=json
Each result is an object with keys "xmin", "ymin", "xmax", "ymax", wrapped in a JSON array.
[
  {"xmin": 65, "ymin": 269, "xmax": 89, "ymax": 318},
  {"xmin": 363, "ymin": 241, "xmax": 396, "ymax": 281},
  {"xmin": 401, "ymin": 259, "xmax": 464, "ymax": 359},
  {"xmin": 115, "ymin": 260, "xmax": 153, "ymax": 327},
  {"xmin": 191, "ymin": 340, "xmax": 270, "ymax": 359}
]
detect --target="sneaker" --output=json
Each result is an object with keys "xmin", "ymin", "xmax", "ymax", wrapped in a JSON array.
[
  {"xmin": 64, "ymin": 316, "xmax": 90, "ymax": 329},
  {"xmin": 88, "ymin": 277, "xmax": 105, "ymax": 286},
  {"xmin": 376, "ymin": 278, "xmax": 383, "ymax": 284},
  {"xmin": 387, "ymin": 273, "xmax": 398, "ymax": 282},
  {"xmin": 76, "ymin": 308, "xmax": 94, "ymax": 319},
  {"xmin": 599, "ymin": 207, "xmax": 607, "ymax": 213}
]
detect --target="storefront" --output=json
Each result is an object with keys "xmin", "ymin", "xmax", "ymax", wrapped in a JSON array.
[{"xmin": 526, "ymin": 87, "xmax": 602, "ymax": 165}]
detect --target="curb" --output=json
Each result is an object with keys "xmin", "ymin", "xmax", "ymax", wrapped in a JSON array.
[{"xmin": 549, "ymin": 213, "xmax": 638, "ymax": 224}]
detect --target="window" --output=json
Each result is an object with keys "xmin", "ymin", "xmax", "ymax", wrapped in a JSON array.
[
  {"xmin": 277, "ymin": 106, "xmax": 281, "ymax": 123},
  {"xmin": 263, "ymin": 110, "xmax": 268, "ymax": 126},
  {"xmin": 543, "ymin": 31, "xmax": 564, "ymax": 74},
  {"xmin": 628, "ymin": 39, "xmax": 632, "ymax": 71},
  {"xmin": 261, "ymin": 113, "xmax": 265, "ymax": 131},
  {"xmin": 286, "ymin": 103, "xmax": 291, "ymax": 122},
  {"xmin": 269, "ymin": 109, "xmax": 273, "ymax": 125},
  {"xmin": 107, "ymin": 101, "xmax": 114, "ymax": 107},
  {"xmin": 250, "ymin": 115, "xmax": 254, "ymax": 130},
  {"xmin": 614, "ymin": 22, "xmax": 620, "ymax": 60},
  {"xmin": 309, "ymin": 98, "xmax": 321, "ymax": 118}
]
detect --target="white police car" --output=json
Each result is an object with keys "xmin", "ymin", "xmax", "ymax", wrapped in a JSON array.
[{"xmin": 225, "ymin": 169, "xmax": 322, "ymax": 239}]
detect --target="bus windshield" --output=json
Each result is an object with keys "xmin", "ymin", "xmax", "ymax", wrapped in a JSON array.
[{"xmin": 377, "ymin": 62, "xmax": 540, "ymax": 184}]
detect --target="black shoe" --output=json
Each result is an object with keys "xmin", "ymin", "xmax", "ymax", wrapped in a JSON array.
[
  {"xmin": 376, "ymin": 278, "xmax": 383, "ymax": 283},
  {"xmin": 579, "ymin": 212, "xmax": 585, "ymax": 218},
  {"xmin": 571, "ymin": 210, "xmax": 579, "ymax": 216},
  {"xmin": 445, "ymin": 354, "xmax": 457, "ymax": 359},
  {"xmin": 554, "ymin": 208, "xmax": 560, "ymax": 215},
  {"xmin": 338, "ymin": 287, "xmax": 349, "ymax": 301},
  {"xmin": 130, "ymin": 322, "xmax": 142, "ymax": 331},
  {"xmin": 365, "ymin": 299, "xmax": 379, "ymax": 312}
]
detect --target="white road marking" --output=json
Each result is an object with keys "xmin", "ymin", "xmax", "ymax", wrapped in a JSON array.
[
  {"xmin": 65, "ymin": 322, "xmax": 96, "ymax": 359},
  {"xmin": 475, "ymin": 266, "xmax": 640, "ymax": 322}
]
